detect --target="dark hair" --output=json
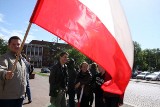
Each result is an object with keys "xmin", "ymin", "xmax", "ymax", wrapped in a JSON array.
[
  {"xmin": 67, "ymin": 58, "xmax": 75, "ymax": 68},
  {"xmin": 69, "ymin": 58, "xmax": 75, "ymax": 64},
  {"xmin": 59, "ymin": 52, "xmax": 69, "ymax": 57},
  {"xmin": 8, "ymin": 36, "xmax": 21, "ymax": 45},
  {"xmin": 21, "ymin": 53, "xmax": 27, "ymax": 59},
  {"xmin": 68, "ymin": 58, "xmax": 75, "ymax": 65},
  {"xmin": 90, "ymin": 63, "xmax": 97, "ymax": 70}
]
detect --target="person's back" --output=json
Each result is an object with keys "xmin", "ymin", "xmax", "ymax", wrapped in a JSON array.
[
  {"xmin": 22, "ymin": 54, "xmax": 32, "ymax": 103},
  {"xmin": 67, "ymin": 59, "xmax": 78, "ymax": 88},
  {"xmin": 89, "ymin": 62, "xmax": 98, "ymax": 106},
  {"xmin": 67, "ymin": 58, "xmax": 78, "ymax": 107},
  {"xmin": 90, "ymin": 63, "xmax": 98, "ymax": 77}
]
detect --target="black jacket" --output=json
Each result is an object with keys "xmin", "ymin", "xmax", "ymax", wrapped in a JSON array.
[
  {"xmin": 75, "ymin": 70, "xmax": 92, "ymax": 97},
  {"xmin": 93, "ymin": 72, "xmax": 105, "ymax": 97},
  {"xmin": 68, "ymin": 66, "xmax": 78, "ymax": 89},
  {"xmin": 49, "ymin": 62, "xmax": 68, "ymax": 97}
]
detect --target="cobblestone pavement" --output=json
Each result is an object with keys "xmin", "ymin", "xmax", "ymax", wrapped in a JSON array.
[
  {"xmin": 25, "ymin": 69, "xmax": 160, "ymax": 107},
  {"xmin": 23, "ymin": 73, "xmax": 134, "ymax": 107},
  {"xmin": 124, "ymin": 80, "xmax": 160, "ymax": 107}
]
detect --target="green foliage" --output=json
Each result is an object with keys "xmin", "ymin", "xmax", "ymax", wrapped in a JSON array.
[
  {"xmin": 0, "ymin": 38, "xmax": 8, "ymax": 55},
  {"xmin": 133, "ymin": 41, "xmax": 160, "ymax": 71},
  {"xmin": 45, "ymin": 43, "xmax": 68, "ymax": 65},
  {"xmin": 133, "ymin": 41, "xmax": 142, "ymax": 70},
  {"xmin": 67, "ymin": 41, "xmax": 160, "ymax": 71},
  {"xmin": 34, "ymin": 72, "xmax": 49, "ymax": 77},
  {"xmin": 67, "ymin": 48, "xmax": 90, "ymax": 65}
]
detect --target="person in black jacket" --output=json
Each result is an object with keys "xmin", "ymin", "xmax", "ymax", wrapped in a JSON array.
[
  {"xmin": 75, "ymin": 62, "xmax": 93, "ymax": 107},
  {"xmin": 89, "ymin": 62, "xmax": 98, "ymax": 106},
  {"xmin": 93, "ymin": 65, "xmax": 106, "ymax": 107},
  {"xmin": 49, "ymin": 52, "xmax": 69, "ymax": 107},
  {"xmin": 67, "ymin": 58, "xmax": 78, "ymax": 107},
  {"xmin": 97, "ymin": 65, "xmax": 124, "ymax": 107}
]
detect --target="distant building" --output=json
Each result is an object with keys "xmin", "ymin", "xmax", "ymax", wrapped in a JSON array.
[{"xmin": 23, "ymin": 40, "xmax": 71, "ymax": 67}]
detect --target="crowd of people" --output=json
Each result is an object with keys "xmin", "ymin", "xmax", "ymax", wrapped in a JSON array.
[
  {"xmin": 0, "ymin": 36, "xmax": 124, "ymax": 107},
  {"xmin": 49, "ymin": 52, "xmax": 124, "ymax": 107}
]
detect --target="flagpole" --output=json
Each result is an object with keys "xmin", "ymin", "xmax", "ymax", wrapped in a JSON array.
[{"xmin": 11, "ymin": 22, "xmax": 32, "ymax": 72}]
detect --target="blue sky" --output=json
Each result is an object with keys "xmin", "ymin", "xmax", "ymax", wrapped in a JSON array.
[{"xmin": 0, "ymin": 0, "xmax": 160, "ymax": 49}]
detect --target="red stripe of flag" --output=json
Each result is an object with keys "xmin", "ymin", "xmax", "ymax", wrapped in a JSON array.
[{"xmin": 30, "ymin": 0, "xmax": 133, "ymax": 95}]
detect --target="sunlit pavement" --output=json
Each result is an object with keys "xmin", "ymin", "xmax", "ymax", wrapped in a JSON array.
[{"xmin": 26, "ymin": 68, "xmax": 160, "ymax": 107}]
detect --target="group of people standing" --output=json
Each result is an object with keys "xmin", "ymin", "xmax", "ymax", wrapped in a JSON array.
[
  {"xmin": 49, "ymin": 52, "xmax": 124, "ymax": 107},
  {"xmin": 0, "ymin": 36, "xmax": 124, "ymax": 107}
]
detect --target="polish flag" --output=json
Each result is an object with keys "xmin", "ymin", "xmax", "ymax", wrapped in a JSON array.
[{"xmin": 30, "ymin": 0, "xmax": 134, "ymax": 95}]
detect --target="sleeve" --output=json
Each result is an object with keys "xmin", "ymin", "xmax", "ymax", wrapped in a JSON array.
[
  {"xmin": 64, "ymin": 64, "xmax": 69, "ymax": 87},
  {"xmin": 49, "ymin": 66, "xmax": 57, "ymax": 88},
  {"xmin": 0, "ymin": 55, "xmax": 8, "ymax": 80},
  {"xmin": 49, "ymin": 65, "xmax": 58, "ymax": 97},
  {"xmin": 75, "ymin": 73, "xmax": 80, "ymax": 84}
]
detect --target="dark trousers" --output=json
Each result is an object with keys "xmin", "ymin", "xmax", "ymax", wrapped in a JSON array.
[
  {"xmin": 104, "ymin": 96, "xmax": 119, "ymax": 107},
  {"xmin": 80, "ymin": 94, "xmax": 90, "ymax": 107},
  {"xmin": 89, "ymin": 93, "xmax": 94, "ymax": 106},
  {"xmin": 26, "ymin": 79, "xmax": 32, "ymax": 101},
  {"xmin": 68, "ymin": 88, "xmax": 75, "ymax": 107},
  {"xmin": 0, "ymin": 98, "xmax": 24, "ymax": 107},
  {"xmin": 50, "ymin": 90, "xmax": 67, "ymax": 107},
  {"xmin": 95, "ymin": 95, "xmax": 105, "ymax": 107}
]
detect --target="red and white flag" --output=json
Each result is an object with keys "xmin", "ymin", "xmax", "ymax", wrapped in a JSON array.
[{"xmin": 30, "ymin": 0, "xmax": 134, "ymax": 95}]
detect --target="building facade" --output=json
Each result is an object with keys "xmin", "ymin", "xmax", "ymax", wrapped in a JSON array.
[{"xmin": 23, "ymin": 40, "xmax": 71, "ymax": 67}]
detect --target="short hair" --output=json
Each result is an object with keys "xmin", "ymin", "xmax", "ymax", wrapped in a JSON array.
[
  {"xmin": 8, "ymin": 36, "xmax": 21, "ymax": 45},
  {"xmin": 59, "ymin": 52, "xmax": 69, "ymax": 57}
]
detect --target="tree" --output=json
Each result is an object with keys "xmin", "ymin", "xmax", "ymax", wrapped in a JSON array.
[
  {"xmin": 156, "ymin": 48, "xmax": 160, "ymax": 70},
  {"xmin": 0, "ymin": 38, "xmax": 8, "ymax": 55},
  {"xmin": 67, "ymin": 48, "xmax": 89, "ymax": 66},
  {"xmin": 46, "ymin": 42, "xmax": 68, "ymax": 66},
  {"xmin": 133, "ymin": 41, "xmax": 143, "ymax": 70}
]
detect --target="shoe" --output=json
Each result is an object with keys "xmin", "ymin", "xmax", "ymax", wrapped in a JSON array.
[{"xmin": 28, "ymin": 100, "xmax": 32, "ymax": 103}]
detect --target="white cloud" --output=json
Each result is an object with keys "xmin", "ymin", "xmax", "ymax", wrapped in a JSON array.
[
  {"xmin": 0, "ymin": 13, "xmax": 11, "ymax": 26},
  {"xmin": 0, "ymin": 26, "xmax": 36, "ymax": 43},
  {"xmin": 0, "ymin": 27, "xmax": 11, "ymax": 34}
]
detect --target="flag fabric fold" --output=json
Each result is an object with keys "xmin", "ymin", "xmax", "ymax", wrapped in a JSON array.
[{"xmin": 30, "ymin": 0, "xmax": 134, "ymax": 95}]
